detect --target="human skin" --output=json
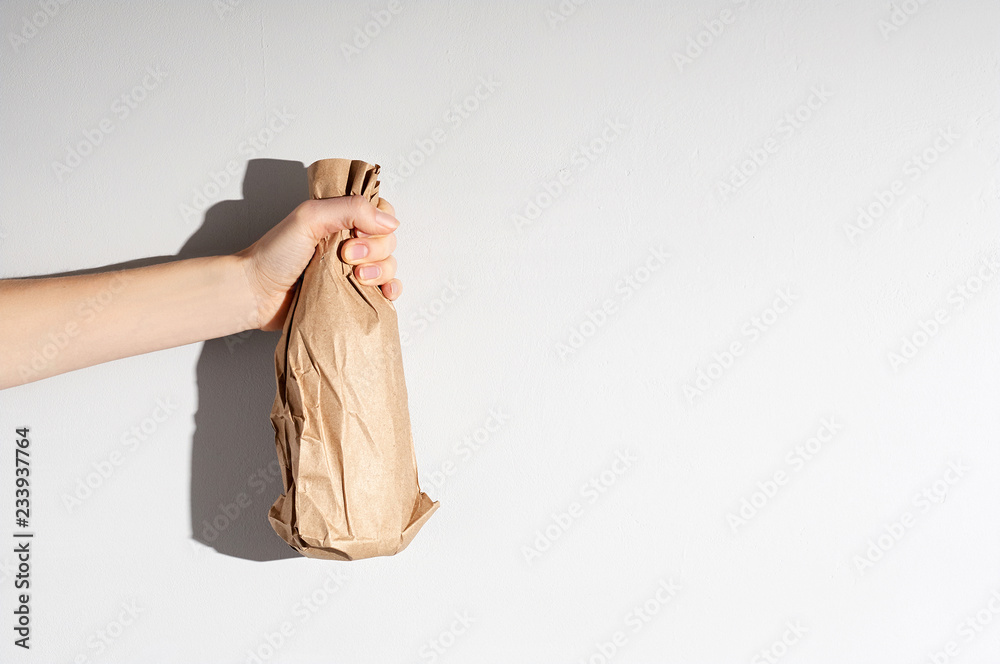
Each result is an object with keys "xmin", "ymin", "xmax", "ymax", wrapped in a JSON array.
[{"xmin": 0, "ymin": 195, "xmax": 401, "ymax": 390}]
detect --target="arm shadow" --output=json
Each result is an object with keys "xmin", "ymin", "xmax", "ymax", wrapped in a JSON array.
[
  {"xmin": 186, "ymin": 158, "xmax": 308, "ymax": 561},
  {"xmin": 33, "ymin": 159, "xmax": 309, "ymax": 561},
  {"xmin": 33, "ymin": 159, "xmax": 310, "ymax": 561}
]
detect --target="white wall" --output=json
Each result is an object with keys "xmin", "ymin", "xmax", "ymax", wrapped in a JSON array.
[{"xmin": 2, "ymin": 1, "xmax": 999, "ymax": 662}]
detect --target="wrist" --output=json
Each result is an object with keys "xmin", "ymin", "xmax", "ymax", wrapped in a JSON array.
[{"xmin": 228, "ymin": 252, "xmax": 264, "ymax": 332}]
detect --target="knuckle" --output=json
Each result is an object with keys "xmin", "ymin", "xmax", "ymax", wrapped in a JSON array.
[
  {"xmin": 347, "ymin": 195, "xmax": 375, "ymax": 222},
  {"xmin": 294, "ymin": 198, "xmax": 321, "ymax": 222},
  {"xmin": 373, "ymin": 234, "xmax": 395, "ymax": 258}
]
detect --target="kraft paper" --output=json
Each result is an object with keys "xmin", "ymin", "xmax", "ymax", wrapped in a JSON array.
[{"xmin": 268, "ymin": 158, "xmax": 438, "ymax": 560}]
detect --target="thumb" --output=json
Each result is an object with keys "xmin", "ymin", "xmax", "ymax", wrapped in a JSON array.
[
  {"xmin": 355, "ymin": 197, "xmax": 397, "ymax": 237},
  {"xmin": 304, "ymin": 196, "xmax": 398, "ymax": 241}
]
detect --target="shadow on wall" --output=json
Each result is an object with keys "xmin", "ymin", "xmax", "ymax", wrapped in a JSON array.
[
  {"xmin": 29, "ymin": 159, "xmax": 307, "ymax": 561},
  {"xmin": 185, "ymin": 158, "xmax": 307, "ymax": 561}
]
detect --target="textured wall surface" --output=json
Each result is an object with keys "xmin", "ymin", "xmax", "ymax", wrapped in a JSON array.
[{"xmin": 1, "ymin": 1, "xmax": 999, "ymax": 662}]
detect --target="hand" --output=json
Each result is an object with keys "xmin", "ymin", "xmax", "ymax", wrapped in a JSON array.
[{"xmin": 236, "ymin": 195, "xmax": 403, "ymax": 331}]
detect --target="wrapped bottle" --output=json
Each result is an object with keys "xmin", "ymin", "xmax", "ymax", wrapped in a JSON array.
[{"xmin": 268, "ymin": 158, "xmax": 438, "ymax": 560}]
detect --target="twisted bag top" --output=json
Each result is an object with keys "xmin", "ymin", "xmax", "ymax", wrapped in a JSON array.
[{"xmin": 268, "ymin": 158, "xmax": 438, "ymax": 561}]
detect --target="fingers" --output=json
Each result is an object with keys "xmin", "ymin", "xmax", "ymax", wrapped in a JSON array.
[
  {"xmin": 354, "ymin": 255, "xmax": 396, "ymax": 286},
  {"xmin": 356, "ymin": 198, "xmax": 396, "ymax": 238},
  {"xmin": 299, "ymin": 196, "xmax": 398, "ymax": 241},
  {"xmin": 341, "ymin": 232, "xmax": 397, "ymax": 265},
  {"xmin": 380, "ymin": 279, "xmax": 402, "ymax": 300},
  {"xmin": 295, "ymin": 196, "xmax": 403, "ymax": 299},
  {"xmin": 347, "ymin": 197, "xmax": 401, "ymax": 297}
]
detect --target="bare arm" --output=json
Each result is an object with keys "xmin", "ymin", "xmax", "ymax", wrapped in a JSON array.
[{"xmin": 0, "ymin": 196, "xmax": 400, "ymax": 389}]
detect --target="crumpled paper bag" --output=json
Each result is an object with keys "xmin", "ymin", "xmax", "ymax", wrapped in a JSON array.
[{"xmin": 268, "ymin": 158, "xmax": 438, "ymax": 560}]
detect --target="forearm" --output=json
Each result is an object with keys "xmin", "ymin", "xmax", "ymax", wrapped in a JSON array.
[{"xmin": 0, "ymin": 254, "xmax": 257, "ymax": 389}]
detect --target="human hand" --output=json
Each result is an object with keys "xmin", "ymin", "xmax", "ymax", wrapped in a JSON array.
[{"xmin": 236, "ymin": 195, "xmax": 402, "ymax": 331}]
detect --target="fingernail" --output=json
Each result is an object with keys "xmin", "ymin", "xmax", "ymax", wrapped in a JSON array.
[
  {"xmin": 358, "ymin": 265, "xmax": 380, "ymax": 280},
  {"xmin": 375, "ymin": 209, "xmax": 399, "ymax": 230},
  {"xmin": 344, "ymin": 242, "xmax": 368, "ymax": 261}
]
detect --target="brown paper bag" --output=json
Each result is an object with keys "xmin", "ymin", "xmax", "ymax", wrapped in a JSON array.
[{"xmin": 267, "ymin": 158, "xmax": 438, "ymax": 560}]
